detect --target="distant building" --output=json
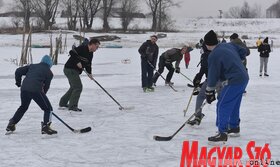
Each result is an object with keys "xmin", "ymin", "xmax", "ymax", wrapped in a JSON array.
[{"xmin": 266, "ymin": 0, "xmax": 280, "ymax": 18}]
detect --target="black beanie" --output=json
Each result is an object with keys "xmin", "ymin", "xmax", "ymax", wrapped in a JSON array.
[
  {"xmin": 263, "ymin": 37, "xmax": 268, "ymax": 43},
  {"xmin": 230, "ymin": 33, "xmax": 239, "ymax": 40},
  {"xmin": 204, "ymin": 30, "xmax": 218, "ymax": 46}
]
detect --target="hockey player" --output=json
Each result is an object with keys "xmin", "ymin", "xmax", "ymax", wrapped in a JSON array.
[
  {"xmin": 138, "ymin": 35, "xmax": 159, "ymax": 92},
  {"xmin": 59, "ymin": 38, "xmax": 100, "ymax": 111},
  {"xmin": 152, "ymin": 46, "xmax": 187, "ymax": 86},
  {"xmin": 6, "ymin": 55, "xmax": 57, "ymax": 135},
  {"xmin": 203, "ymin": 30, "xmax": 249, "ymax": 143},
  {"xmin": 187, "ymin": 43, "xmax": 211, "ymax": 126}
]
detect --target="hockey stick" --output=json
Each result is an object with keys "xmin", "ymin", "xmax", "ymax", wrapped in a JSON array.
[
  {"xmin": 153, "ymin": 102, "xmax": 207, "ymax": 141},
  {"xmin": 183, "ymin": 88, "xmax": 196, "ymax": 117},
  {"xmin": 147, "ymin": 61, "xmax": 177, "ymax": 92},
  {"xmin": 179, "ymin": 72, "xmax": 192, "ymax": 83},
  {"xmin": 84, "ymin": 69, "xmax": 134, "ymax": 110},
  {"xmin": 52, "ymin": 112, "xmax": 91, "ymax": 133}
]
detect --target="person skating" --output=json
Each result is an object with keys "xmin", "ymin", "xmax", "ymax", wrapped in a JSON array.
[
  {"xmin": 258, "ymin": 37, "xmax": 271, "ymax": 77},
  {"xmin": 138, "ymin": 35, "xmax": 159, "ymax": 92},
  {"xmin": 203, "ymin": 30, "xmax": 249, "ymax": 143},
  {"xmin": 152, "ymin": 46, "xmax": 188, "ymax": 86},
  {"xmin": 187, "ymin": 43, "xmax": 211, "ymax": 126},
  {"xmin": 59, "ymin": 38, "xmax": 100, "ymax": 111},
  {"xmin": 6, "ymin": 55, "xmax": 57, "ymax": 135}
]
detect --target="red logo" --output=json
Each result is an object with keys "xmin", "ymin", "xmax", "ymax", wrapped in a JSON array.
[{"xmin": 180, "ymin": 141, "xmax": 271, "ymax": 167}]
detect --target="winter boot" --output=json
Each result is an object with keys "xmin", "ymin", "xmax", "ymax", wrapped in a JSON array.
[
  {"xmin": 68, "ymin": 105, "xmax": 82, "ymax": 112},
  {"xmin": 6, "ymin": 120, "xmax": 16, "ymax": 132},
  {"xmin": 41, "ymin": 122, "xmax": 57, "ymax": 135},
  {"xmin": 227, "ymin": 127, "xmax": 240, "ymax": 137},
  {"xmin": 264, "ymin": 73, "xmax": 269, "ymax": 77},
  {"xmin": 259, "ymin": 72, "xmax": 262, "ymax": 77},
  {"xmin": 208, "ymin": 132, "xmax": 228, "ymax": 143},
  {"xmin": 187, "ymin": 113, "xmax": 205, "ymax": 126}
]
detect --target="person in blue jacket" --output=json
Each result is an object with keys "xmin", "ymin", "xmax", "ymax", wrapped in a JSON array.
[
  {"xmin": 203, "ymin": 30, "xmax": 249, "ymax": 143},
  {"xmin": 6, "ymin": 55, "xmax": 57, "ymax": 135}
]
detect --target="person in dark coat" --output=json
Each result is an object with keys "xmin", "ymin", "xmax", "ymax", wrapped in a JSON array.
[
  {"xmin": 258, "ymin": 37, "xmax": 271, "ymax": 76},
  {"xmin": 230, "ymin": 33, "xmax": 250, "ymax": 68},
  {"xmin": 187, "ymin": 43, "xmax": 211, "ymax": 125},
  {"xmin": 204, "ymin": 30, "xmax": 249, "ymax": 143},
  {"xmin": 59, "ymin": 38, "xmax": 100, "ymax": 111},
  {"xmin": 6, "ymin": 55, "xmax": 57, "ymax": 135},
  {"xmin": 138, "ymin": 35, "xmax": 159, "ymax": 92},
  {"xmin": 152, "ymin": 46, "xmax": 187, "ymax": 85}
]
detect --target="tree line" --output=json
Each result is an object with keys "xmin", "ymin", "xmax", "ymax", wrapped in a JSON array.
[{"xmin": 6, "ymin": 0, "xmax": 178, "ymax": 33}]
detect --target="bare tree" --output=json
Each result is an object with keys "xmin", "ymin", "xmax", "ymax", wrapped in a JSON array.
[
  {"xmin": 225, "ymin": 1, "xmax": 261, "ymax": 18},
  {"xmin": 12, "ymin": 0, "xmax": 33, "ymax": 32},
  {"xmin": 146, "ymin": 0, "xmax": 160, "ymax": 31},
  {"xmin": 78, "ymin": 0, "xmax": 101, "ymax": 30},
  {"xmin": 60, "ymin": 0, "xmax": 79, "ymax": 30},
  {"xmin": 102, "ymin": 0, "xmax": 115, "ymax": 32},
  {"xmin": 119, "ymin": 0, "xmax": 138, "ymax": 32},
  {"xmin": 32, "ymin": 0, "xmax": 59, "ymax": 30},
  {"xmin": 146, "ymin": 0, "xmax": 177, "ymax": 32},
  {"xmin": 225, "ymin": 7, "xmax": 241, "ymax": 18}
]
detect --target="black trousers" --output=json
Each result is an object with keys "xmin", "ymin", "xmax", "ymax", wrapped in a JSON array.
[
  {"xmin": 153, "ymin": 56, "xmax": 175, "ymax": 83},
  {"xmin": 11, "ymin": 91, "xmax": 53, "ymax": 124},
  {"xmin": 141, "ymin": 59, "xmax": 154, "ymax": 88}
]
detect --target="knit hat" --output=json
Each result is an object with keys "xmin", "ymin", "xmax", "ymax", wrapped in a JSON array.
[
  {"xmin": 41, "ymin": 55, "xmax": 53, "ymax": 68},
  {"xmin": 230, "ymin": 33, "xmax": 239, "ymax": 40},
  {"xmin": 204, "ymin": 30, "xmax": 218, "ymax": 46},
  {"xmin": 263, "ymin": 37, "xmax": 268, "ymax": 44}
]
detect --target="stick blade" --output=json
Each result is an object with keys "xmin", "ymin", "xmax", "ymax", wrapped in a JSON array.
[
  {"xmin": 119, "ymin": 106, "xmax": 135, "ymax": 110},
  {"xmin": 74, "ymin": 127, "xmax": 91, "ymax": 133},
  {"xmin": 153, "ymin": 135, "xmax": 173, "ymax": 141}
]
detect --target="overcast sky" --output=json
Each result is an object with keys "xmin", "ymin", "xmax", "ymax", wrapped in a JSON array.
[{"xmin": 170, "ymin": 0, "xmax": 278, "ymax": 18}]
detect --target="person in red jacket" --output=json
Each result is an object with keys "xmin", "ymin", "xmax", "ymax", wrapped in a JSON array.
[{"xmin": 184, "ymin": 46, "xmax": 193, "ymax": 69}]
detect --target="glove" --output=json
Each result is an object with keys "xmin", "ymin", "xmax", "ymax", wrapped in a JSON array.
[
  {"xmin": 205, "ymin": 90, "xmax": 216, "ymax": 104},
  {"xmin": 175, "ymin": 67, "xmax": 180, "ymax": 73},
  {"xmin": 193, "ymin": 76, "xmax": 201, "ymax": 88},
  {"xmin": 15, "ymin": 82, "xmax": 21, "ymax": 87}
]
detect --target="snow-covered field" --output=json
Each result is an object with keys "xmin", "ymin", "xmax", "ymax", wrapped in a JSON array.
[
  {"xmin": 1, "ymin": 16, "xmax": 280, "ymax": 166},
  {"xmin": 0, "ymin": 41, "xmax": 280, "ymax": 166}
]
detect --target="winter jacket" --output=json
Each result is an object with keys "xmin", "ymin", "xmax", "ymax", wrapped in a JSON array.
[
  {"xmin": 138, "ymin": 40, "xmax": 159, "ymax": 67},
  {"xmin": 161, "ymin": 48, "xmax": 183, "ymax": 68},
  {"xmin": 258, "ymin": 43, "xmax": 271, "ymax": 58},
  {"xmin": 15, "ymin": 63, "xmax": 53, "ymax": 93},
  {"xmin": 194, "ymin": 45, "xmax": 211, "ymax": 81},
  {"xmin": 207, "ymin": 43, "xmax": 249, "ymax": 90},
  {"xmin": 184, "ymin": 52, "xmax": 190, "ymax": 65},
  {"xmin": 231, "ymin": 38, "xmax": 250, "ymax": 56},
  {"xmin": 65, "ymin": 44, "xmax": 93, "ymax": 74}
]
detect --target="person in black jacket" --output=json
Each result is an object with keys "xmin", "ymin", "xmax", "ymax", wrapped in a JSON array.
[
  {"xmin": 6, "ymin": 55, "xmax": 57, "ymax": 135},
  {"xmin": 187, "ymin": 43, "xmax": 211, "ymax": 125},
  {"xmin": 258, "ymin": 37, "xmax": 271, "ymax": 77},
  {"xmin": 59, "ymin": 38, "xmax": 100, "ymax": 111},
  {"xmin": 152, "ymin": 46, "xmax": 187, "ymax": 86},
  {"xmin": 138, "ymin": 35, "xmax": 159, "ymax": 92}
]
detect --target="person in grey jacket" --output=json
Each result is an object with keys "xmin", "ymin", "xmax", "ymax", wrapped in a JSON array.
[
  {"xmin": 152, "ymin": 46, "xmax": 187, "ymax": 85},
  {"xmin": 6, "ymin": 55, "xmax": 57, "ymax": 135}
]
